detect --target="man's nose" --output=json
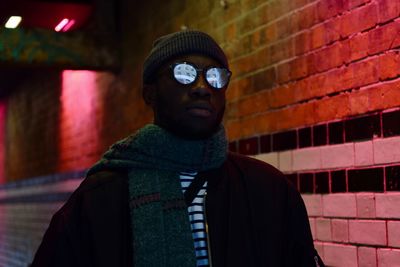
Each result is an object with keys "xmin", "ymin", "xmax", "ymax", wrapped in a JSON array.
[{"xmin": 189, "ymin": 75, "xmax": 212, "ymax": 98}]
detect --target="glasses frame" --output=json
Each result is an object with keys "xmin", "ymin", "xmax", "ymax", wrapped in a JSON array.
[{"xmin": 169, "ymin": 62, "xmax": 232, "ymax": 90}]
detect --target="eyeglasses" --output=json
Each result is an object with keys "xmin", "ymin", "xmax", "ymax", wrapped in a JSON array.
[{"xmin": 170, "ymin": 62, "xmax": 232, "ymax": 89}]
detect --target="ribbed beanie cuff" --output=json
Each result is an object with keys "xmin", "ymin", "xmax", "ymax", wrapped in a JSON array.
[{"xmin": 143, "ymin": 30, "xmax": 228, "ymax": 84}]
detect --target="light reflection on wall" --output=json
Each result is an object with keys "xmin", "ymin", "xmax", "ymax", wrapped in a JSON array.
[
  {"xmin": 59, "ymin": 70, "xmax": 102, "ymax": 171},
  {"xmin": 0, "ymin": 100, "xmax": 6, "ymax": 184}
]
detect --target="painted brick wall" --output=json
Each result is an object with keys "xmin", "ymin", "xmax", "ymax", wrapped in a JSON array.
[{"xmin": 0, "ymin": 0, "xmax": 399, "ymax": 266}]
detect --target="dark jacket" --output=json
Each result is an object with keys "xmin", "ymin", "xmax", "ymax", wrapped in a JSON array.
[{"xmin": 32, "ymin": 152, "xmax": 324, "ymax": 267}]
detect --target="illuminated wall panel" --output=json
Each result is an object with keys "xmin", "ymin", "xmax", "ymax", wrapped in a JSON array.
[{"xmin": 58, "ymin": 70, "xmax": 103, "ymax": 171}]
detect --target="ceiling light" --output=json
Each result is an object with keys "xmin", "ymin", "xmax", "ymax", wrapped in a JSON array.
[
  {"xmin": 5, "ymin": 16, "xmax": 22, "ymax": 29},
  {"xmin": 62, "ymin": 20, "xmax": 75, "ymax": 32},
  {"xmin": 55, "ymin": 18, "xmax": 70, "ymax": 32}
]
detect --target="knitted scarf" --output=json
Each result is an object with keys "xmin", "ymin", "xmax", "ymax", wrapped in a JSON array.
[{"xmin": 87, "ymin": 124, "xmax": 227, "ymax": 267}]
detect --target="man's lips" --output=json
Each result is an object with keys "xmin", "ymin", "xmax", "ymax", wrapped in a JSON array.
[{"xmin": 186, "ymin": 104, "xmax": 214, "ymax": 117}]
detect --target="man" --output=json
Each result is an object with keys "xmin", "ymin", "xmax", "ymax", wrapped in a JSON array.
[{"xmin": 32, "ymin": 30, "xmax": 325, "ymax": 267}]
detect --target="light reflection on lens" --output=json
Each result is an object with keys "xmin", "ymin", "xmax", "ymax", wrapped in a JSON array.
[{"xmin": 174, "ymin": 63, "xmax": 196, "ymax": 84}]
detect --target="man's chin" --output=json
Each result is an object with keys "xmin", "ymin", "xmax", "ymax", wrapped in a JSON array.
[{"xmin": 162, "ymin": 123, "xmax": 219, "ymax": 140}]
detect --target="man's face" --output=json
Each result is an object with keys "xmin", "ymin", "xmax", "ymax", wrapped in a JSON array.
[{"xmin": 145, "ymin": 54, "xmax": 228, "ymax": 140}]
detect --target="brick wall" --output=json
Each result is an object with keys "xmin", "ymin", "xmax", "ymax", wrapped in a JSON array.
[{"xmin": 0, "ymin": 0, "xmax": 399, "ymax": 266}]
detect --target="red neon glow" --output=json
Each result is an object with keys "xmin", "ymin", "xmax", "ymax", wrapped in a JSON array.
[
  {"xmin": 62, "ymin": 19, "xmax": 75, "ymax": 32},
  {"xmin": 0, "ymin": 101, "xmax": 6, "ymax": 184},
  {"xmin": 55, "ymin": 18, "xmax": 69, "ymax": 32},
  {"xmin": 59, "ymin": 70, "xmax": 106, "ymax": 171}
]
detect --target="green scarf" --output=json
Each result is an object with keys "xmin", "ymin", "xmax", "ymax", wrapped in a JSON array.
[{"xmin": 87, "ymin": 124, "xmax": 227, "ymax": 267}]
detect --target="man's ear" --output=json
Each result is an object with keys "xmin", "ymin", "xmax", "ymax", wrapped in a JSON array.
[{"xmin": 142, "ymin": 83, "xmax": 157, "ymax": 107}]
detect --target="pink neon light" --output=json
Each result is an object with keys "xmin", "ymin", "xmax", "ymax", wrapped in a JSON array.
[
  {"xmin": 59, "ymin": 70, "xmax": 103, "ymax": 171},
  {"xmin": 55, "ymin": 18, "xmax": 69, "ymax": 32},
  {"xmin": 62, "ymin": 19, "xmax": 75, "ymax": 32},
  {"xmin": 0, "ymin": 101, "xmax": 6, "ymax": 184}
]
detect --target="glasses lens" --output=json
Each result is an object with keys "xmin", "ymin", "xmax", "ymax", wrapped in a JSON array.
[
  {"xmin": 173, "ymin": 63, "xmax": 197, "ymax": 85},
  {"xmin": 206, "ymin": 68, "xmax": 230, "ymax": 89}
]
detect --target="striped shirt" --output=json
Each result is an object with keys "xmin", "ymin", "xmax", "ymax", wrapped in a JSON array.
[{"xmin": 180, "ymin": 171, "xmax": 209, "ymax": 267}]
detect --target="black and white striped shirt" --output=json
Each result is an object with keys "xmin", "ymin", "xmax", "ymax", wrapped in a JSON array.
[{"xmin": 180, "ymin": 171, "xmax": 209, "ymax": 267}]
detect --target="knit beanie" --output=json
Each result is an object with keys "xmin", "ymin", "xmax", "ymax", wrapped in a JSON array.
[{"xmin": 143, "ymin": 30, "xmax": 228, "ymax": 84}]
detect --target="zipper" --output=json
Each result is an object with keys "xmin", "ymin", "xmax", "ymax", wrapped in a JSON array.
[
  {"xmin": 314, "ymin": 256, "xmax": 320, "ymax": 267},
  {"xmin": 203, "ymin": 192, "xmax": 213, "ymax": 267}
]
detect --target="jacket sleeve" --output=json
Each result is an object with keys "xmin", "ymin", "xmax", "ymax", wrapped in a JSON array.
[
  {"xmin": 285, "ymin": 185, "xmax": 325, "ymax": 267},
  {"xmin": 30, "ymin": 207, "xmax": 80, "ymax": 267},
  {"xmin": 30, "ymin": 180, "xmax": 94, "ymax": 267},
  {"xmin": 30, "ymin": 171, "xmax": 131, "ymax": 267}
]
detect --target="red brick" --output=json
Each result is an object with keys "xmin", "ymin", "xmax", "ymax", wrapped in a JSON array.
[
  {"xmin": 251, "ymin": 68, "xmax": 276, "ymax": 92},
  {"xmin": 314, "ymin": 93, "xmax": 350, "ymax": 122},
  {"xmin": 368, "ymin": 79, "xmax": 400, "ymax": 111},
  {"xmin": 255, "ymin": 110, "xmax": 279, "ymax": 134},
  {"xmin": 340, "ymin": 64, "xmax": 356, "ymax": 90},
  {"xmin": 347, "ymin": 0, "xmax": 371, "ymax": 10},
  {"xmin": 277, "ymin": 62, "xmax": 291, "ymax": 84},
  {"xmin": 352, "ymin": 57, "xmax": 379, "ymax": 88},
  {"xmin": 368, "ymin": 21, "xmax": 400, "ymax": 55},
  {"xmin": 266, "ymin": 0, "xmax": 285, "ymax": 22},
  {"xmin": 288, "ymin": 12, "xmax": 301, "ymax": 35},
  {"xmin": 225, "ymin": 119, "xmax": 242, "ymax": 141},
  {"xmin": 294, "ymin": 31, "xmax": 311, "ymax": 56},
  {"xmin": 302, "ymin": 194, "xmax": 323, "ymax": 217},
  {"xmin": 312, "ymin": 42, "xmax": 349, "ymax": 73},
  {"xmin": 237, "ymin": 90, "xmax": 270, "ymax": 117},
  {"xmin": 292, "ymin": 0, "xmax": 311, "ymax": 10},
  {"xmin": 276, "ymin": 102, "xmax": 315, "ymax": 130},
  {"xmin": 304, "ymin": 73, "xmax": 326, "ymax": 100},
  {"xmin": 317, "ymin": 0, "xmax": 346, "ymax": 22},
  {"xmin": 226, "ymin": 100, "xmax": 238, "ymax": 120},
  {"xmin": 356, "ymin": 192, "xmax": 376, "ymax": 218},
  {"xmin": 316, "ymin": 218, "xmax": 332, "ymax": 241},
  {"xmin": 257, "ymin": 4, "xmax": 271, "ymax": 26},
  {"xmin": 340, "ymin": 3, "xmax": 378, "ymax": 38},
  {"xmin": 226, "ymin": 77, "xmax": 252, "ymax": 102},
  {"xmin": 349, "ymin": 220, "xmax": 387, "ymax": 246},
  {"xmin": 309, "ymin": 218, "xmax": 316, "ymax": 239},
  {"xmin": 289, "ymin": 56, "xmax": 309, "ymax": 80},
  {"xmin": 378, "ymin": 0, "xmax": 400, "ymax": 24},
  {"xmin": 348, "ymin": 32, "xmax": 369, "ymax": 62},
  {"xmin": 269, "ymin": 84, "xmax": 296, "ymax": 109},
  {"xmin": 263, "ymin": 22, "xmax": 278, "ymax": 43},
  {"xmin": 377, "ymin": 248, "xmax": 400, "ymax": 267},
  {"xmin": 310, "ymin": 23, "xmax": 325, "ymax": 50},
  {"xmin": 230, "ymin": 58, "xmax": 247, "ymax": 77},
  {"xmin": 305, "ymin": 52, "xmax": 317, "ymax": 75},
  {"xmin": 388, "ymin": 221, "xmax": 400, "ymax": 248},
  {"xmin": 324, "ymin": 17, "xmax": 341, "ymax": 44},
  {"xmin": 276, "ymin": 16, "xmax": 291, "ymax": 39},
  {"xmin": 270, "ymin": 38, "xmax": 293, "ymax": 64},
  {"xmin": 240, "ymin": 115, "xmax": 261, "ymax": 137},
  {"xmin": 223, "ymin": 22, "xmax": 237, "ymax": 43},
  {"xmin": 274, "ymin": 107, "xmax": 296, "ymax": 131},
  {"xmin": 358, "ymin": 246, "xmax": 377, "ymax": 267},
  {"xmin": 332, "ymin": 219, "xmax": 349, "ymax": 242},
  {"xmin": 297, "ymin": 3, "xmax": 318, "ymax": 30},
  {"xmin": 239, "ymin": 11, "xmax": 261, "ymax": 35},
  {"xmin": 293, "ymin": 78, "xmax": 312, "ymax": 102},
  {"xmin": 294, "ymin": 101, "xmax": 315, "ymax": 126},
  {"xmin": 250, "ymin": 30, "xmax": 262, "ymax": 50},
  {"xmin": 314, "ymin": 242, "xmax": 324, "ymax": 260},
  {"xmin": 375, "ymin": 193, "xmax": 400, "ymax": 219},
  {"xmin": 323, "ymin": 68, "xmax": 344, "ymax": 94},
  {"xmin": 379, "ymin": 51, "xmax": 400, "ymax": 80},
  {"xmin": 324, "ymin": 243, "xmax": 358, "ymax": 267}
]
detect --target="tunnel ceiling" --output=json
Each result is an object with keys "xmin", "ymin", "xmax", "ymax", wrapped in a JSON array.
[{"xmin": 0, "ymin": 0, "xmax": 119, "ymax": 97}]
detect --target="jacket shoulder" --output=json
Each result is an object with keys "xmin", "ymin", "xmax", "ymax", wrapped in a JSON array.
[
  {"xmin": 227, "ymin": 152, "xmax": 284, "ymax": 178},
  {"xmin": 226, "ymin": 151, "xmax": 296, "ymax": 193},
  {"xmin": 76, "ymin": 170, "xmax": 127, "ymax": 194}
]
